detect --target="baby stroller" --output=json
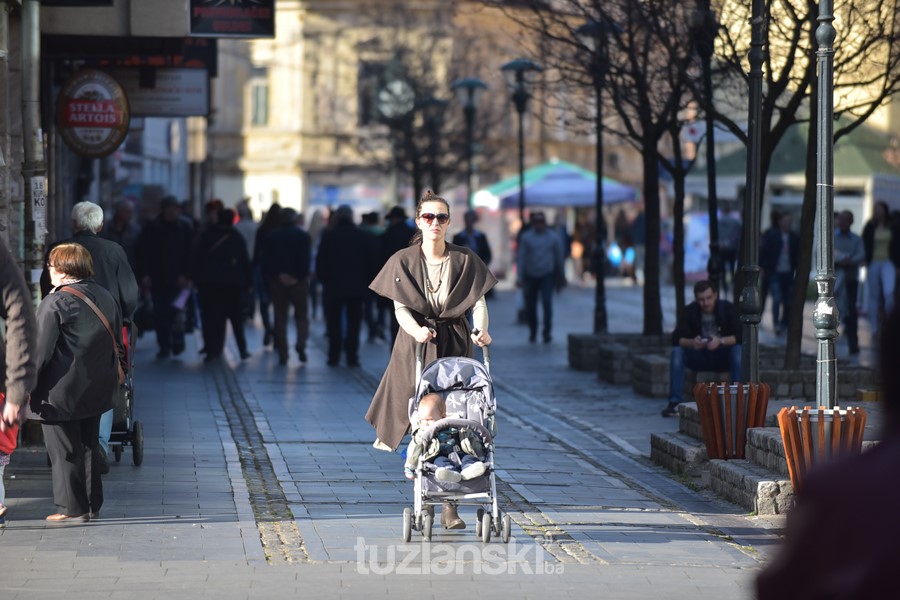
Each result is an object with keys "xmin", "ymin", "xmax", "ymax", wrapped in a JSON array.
[
  {"xmin": 109, "ymin": 321, "xmax": 144, "ymax": 466},
  {"xmin": 401, "ymin": 339, "xmax": 511, "ymax": 543}
]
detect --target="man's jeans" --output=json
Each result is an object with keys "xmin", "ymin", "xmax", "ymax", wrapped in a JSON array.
[
  {"xmin": 668, "ymin": 345, "xmax": 742, "ymax": 405},
  {"xmin": 523, "ymin": 274, "xmax": 555, "ymax": 338},
  {"xmin": 98, "ymin": 408, "xmax": 113, "ymax": 455}
]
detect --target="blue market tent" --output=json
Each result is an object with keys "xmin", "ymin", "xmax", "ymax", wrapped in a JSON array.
[{"xmin": 474, "ymin": 159, "xmax": 639, "ymax": 209}]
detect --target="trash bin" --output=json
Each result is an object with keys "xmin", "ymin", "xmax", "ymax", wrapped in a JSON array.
[
  {"xmin": 693, "ymin": 382, "xmax": 770, "ymax": 460},
  {"xmin": 777, "ymin": 405, "xmax": 867, "ymax": 494}
]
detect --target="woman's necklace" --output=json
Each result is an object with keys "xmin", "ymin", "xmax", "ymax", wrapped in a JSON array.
[{"xmin": 423, "ymin": 253, "xmax": 448, "ymax": 294}]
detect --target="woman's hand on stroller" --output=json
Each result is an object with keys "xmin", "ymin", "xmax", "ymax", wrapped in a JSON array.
[
  {"xmin": 413, "ymin": 326, "xmax": 436, "ymax": 344},
  {"xmin": 471, "ymin": 328, "xmax": 492, "ymax": 347}
]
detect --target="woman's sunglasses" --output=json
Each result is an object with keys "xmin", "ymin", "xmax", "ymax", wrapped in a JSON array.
[{"xmin": 419, "ymin": 213, "xmax": 450, "ymax": 225}]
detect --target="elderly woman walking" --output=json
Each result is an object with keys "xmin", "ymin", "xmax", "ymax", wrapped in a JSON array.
[{"xmin": 30, "ymin": 243, "xmax": 123, "ymax": 524}]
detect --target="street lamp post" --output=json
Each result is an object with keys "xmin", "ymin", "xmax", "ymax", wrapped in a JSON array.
[
  {"xmin": 740, "ymin": 0, "xmax": 766, "ymax": 382},
  {"xmin": 451, "ymin": 78, "xmax": 487, "ymax": 209},
  {"xmin": 575, "ymin": 19, "xmax": 614, "ymax": 334},
  {"xmin": 691, "ymin": 4, "xmax": 722, "ymax": 295},
  {"xmin": 419, "ymin": 96, "xmax": 448, "ymax": 194},
  {"xmin": 814, "ymin": 0, "xmax": 838, "ymax": 408},
  {"xmin": 501, "ymin": 59, "xmax": 542, "ymax": 225}
]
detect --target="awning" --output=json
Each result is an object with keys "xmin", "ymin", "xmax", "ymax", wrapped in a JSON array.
[{"xmin": 473, "ymin": 159, "xmax": 639, "ymax": 210}]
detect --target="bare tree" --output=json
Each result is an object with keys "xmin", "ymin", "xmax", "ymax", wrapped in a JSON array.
[
  {"xmin": 351, "ymin": 2, "xmax": 514, "ymax": 204},
  {"xmin": 715, "ymin": 0, "xmax": 900, "ymax": 367},
  {"xmin": 497, "ymin": 0, "xmax": 700, "ymax": 334}
]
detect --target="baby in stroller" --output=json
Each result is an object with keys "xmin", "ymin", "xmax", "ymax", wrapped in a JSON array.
[{"xmin": 404, "ymin": 393, "xmax": 487, "ymax": 484}]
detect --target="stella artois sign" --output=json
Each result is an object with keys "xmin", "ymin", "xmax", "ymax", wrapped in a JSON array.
[{"xmin": 56, "ymin": 69, "xmax": 129, "ymax": 158}]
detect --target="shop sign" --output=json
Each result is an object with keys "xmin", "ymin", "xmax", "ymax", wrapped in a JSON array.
[
  {"xmin": 56, "ymin": 69, "xmax": 129, "ymax": 158},
  {"xmin": 189, "ymin": 0, "xmax": 275, "ymax": 38}
]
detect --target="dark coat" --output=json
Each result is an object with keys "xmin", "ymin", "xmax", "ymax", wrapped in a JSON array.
[
  {"xmin": 316, "ymin": 220, "xmax": 377, "ymax": 299},
  {"xmin": 192, "ymin": 224, "xmax": 252, "ymax": 288},
  {"xmin": 261, "ymin": 224, "xmax": 311, "ymax": 281},
  {"xmin": 451, "ymin": 229, "xmax": 492, "ymax": 266},
  {"xmin": 30, "ymin": 280, "xmax": 122, "ymax": 422},
  {"xmin": 759, "ymin": 227, "xmax": 799, "ymax": 275},
  {"xmin": 672, "ymin": 299, "xmax": 742, "ymax": 346},
  {"xmin": 41, "ymin": 231, "xmax": 139, "ymax": 320},
  {"xmin": 136, "ymin": 216, "xmax": 194, "ymax": 287},
  {"xmin": 0, "ymin": 240, "xmax": 37, "ymax": 407},
  {"xmin": 380, "ymin": 221, "xmax": 416, "ymax": 264},
  {"xmin": 861, "ymin": 219, "xmax": 900, "ymax": 266},
  {"xmin": 365, "ymin": 244, "xmax": 497, "ymax": 450}
]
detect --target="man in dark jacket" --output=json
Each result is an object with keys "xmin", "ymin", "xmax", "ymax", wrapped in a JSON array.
[
  {"xmin": 759, "ymin": 210, "xmax": 799, "ymax": 336},
  {"xmin": 261, "ymin": 207, "xmax": 311, "ymax": 365},
  {"xmin": 452, "ymin": 210, "xmax": 493, "ymax": 300},
  {"xmin": 136, "ymin": 196, "xmax": 194, "ymax": 359},
  {"xmin": 380, "ymin": 206, "xmax": 416, "ymax": 346},
  {"xmin": 661, "ymin": 279, "xmax": 742, "ymax": 417},
  {"xmin": 316, "ymin": 205, "xmax": 377, "ymax": 367},
  {"xmin": 192, "ymin": 208, "xmax": 252, "ymax": 362},
  {"xmin": 41, "ymin": 201, "xmax": 138, "ymax": 472}
]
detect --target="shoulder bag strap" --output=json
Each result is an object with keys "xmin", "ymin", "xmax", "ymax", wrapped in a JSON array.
[{"xmin": 59, "ymin": 285, "xmax": 117, "ymax": 348}]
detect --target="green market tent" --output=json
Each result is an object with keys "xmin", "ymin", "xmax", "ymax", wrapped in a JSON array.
[{"xmin": 474, "ymin": 159, "xmax": 639, "ymax": 209}]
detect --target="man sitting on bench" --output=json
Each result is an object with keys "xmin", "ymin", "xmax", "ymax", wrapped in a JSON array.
[{"xmin": 662, "ymin": 279, "xmax": 742, "ymax": 417}]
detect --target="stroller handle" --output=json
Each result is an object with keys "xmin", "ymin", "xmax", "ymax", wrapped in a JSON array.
[{"xmin": 414, "ymin": 329, "xmax": 491, "ymax": 387}]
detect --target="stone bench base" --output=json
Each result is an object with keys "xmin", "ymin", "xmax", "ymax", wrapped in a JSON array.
[
  {"xmin": 708, "ymin": 459, "xmax": 794, "ymax": 515},
  {"xmin": 650, "ymin": 432, "xmax": 707, "ymax": 477}
]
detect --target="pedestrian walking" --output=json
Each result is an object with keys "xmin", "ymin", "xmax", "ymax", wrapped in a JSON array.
[
  {"xmin": 759, "ymin": 210, "xmax": 798, "ymax": 336},
  {"xmin": 41, "ymin": 201, "xmax": 138, "ymax": 473},
  {"xmin": 234, "ymin": 198, "xmax": 258, "ymax": 323},
  {"xmin": 360, "ymin": 211, "xmax": 387, "ymax": 342},
  {"xmin": 834, "ymin": 210, "xmax": 864, "ymax": 354},
  {"xmin": 0, "ymin": 239, "xmax": 38, "ymax": 527},
  {"xmin": 100, "ymin": 198, "xmax": 141, "ymax": 273},
  {"xmin": 31, "ymin": 243, "xmax": 123, "ymax": 524},
  {"xmin": 517, "ymin": 211, "xmax": 565, "ymax": 343},
  {"xmin": 192, "ymin": 208, "xmax": 252, "ymax": 362},
  {"xmin": 315, "ymin": 205, "xmax": 377, "ymax": 367},
  {"xmin": 136, "ymin": 196, "xmax": 194, "ymax": 359},
  {"xmin": 261, "ymin": 207, "xmax": 311, "ymax": 365},
  {"xmin": 379, "ymin": 205, "xmax": 416, "ymax": 345},
  {"xmin": 452, "ymin": 209, "xmax": 493, "ymax": 299},
  {"xmin": 366, "ymin": 190, "xmax": 495, "ymax": 529},
  {"xmin": 252, "ymin": 204, "xmax": 282, "ymax": 346},
  {"xmin": 862, "ymin": 201, "xmax": 900, "ymax": 340}
]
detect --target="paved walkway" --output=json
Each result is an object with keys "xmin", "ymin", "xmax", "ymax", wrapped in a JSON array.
[{"xmin": 2, "ymin": 279, "xmax": 853, "ymax": 599}]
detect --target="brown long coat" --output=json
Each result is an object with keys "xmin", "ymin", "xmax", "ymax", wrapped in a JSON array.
[{"xmin": 365, "ymin": 244, "xmax": 496, "ymax": 450}]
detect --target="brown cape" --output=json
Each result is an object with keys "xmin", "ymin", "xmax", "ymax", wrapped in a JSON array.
[{"xmin": 365, "ymin": 243, "xmax": 497, "ymax": 450}]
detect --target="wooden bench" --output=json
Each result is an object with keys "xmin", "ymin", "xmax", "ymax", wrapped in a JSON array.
[{"xmin": 776, "ymin": 406, "xmax": 867, "ymax": 494}]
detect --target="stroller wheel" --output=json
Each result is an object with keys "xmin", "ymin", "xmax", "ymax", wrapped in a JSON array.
[
  {"xmin": 475, "ymin": 508, "xmax": 485, "ymax": 537},
  {"xmin": 480, "ymin": 512, "xmax": 492, "ymax": 543},
  {"xmin": 422, "ymin": 511, "xmax": 434, "ymax": 541},
  {"xmin": 402, "ymin": 507, "xmax": 412, "ymax": 542},
  {"xmin": 132, "ymin": 421, "xmax": 144, "ymax": 466},
  {"xmin": 501, "ymin": 513, "xmax": 511, "ymax": 543}
]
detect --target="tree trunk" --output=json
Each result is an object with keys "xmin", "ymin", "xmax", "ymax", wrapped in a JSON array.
[
  {"xmin": 670, "ymin": 132, "xmax": 687, "ymax": 322},
  {"xmin": 642, "ymin": 147, "xmax": 663, "ymax": 334},
  {"xmin": 785, "ymin": 89, "xmax": 819, "ymax": 369}
]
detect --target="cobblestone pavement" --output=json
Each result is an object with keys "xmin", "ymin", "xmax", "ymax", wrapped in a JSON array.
[{"xmin": 1, "ymin": 279, "xmax": 856, "ymax": 599}]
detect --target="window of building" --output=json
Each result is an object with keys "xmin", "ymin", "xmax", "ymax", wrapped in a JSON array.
[{"xmin": 250, "ymin": 68, "xmax": 269, "ymax": 127}]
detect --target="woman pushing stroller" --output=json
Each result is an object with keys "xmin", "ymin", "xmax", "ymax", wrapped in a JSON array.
[{"xmin": 366, "ymin": 189, "xmax": 495, "ymax": 529}]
